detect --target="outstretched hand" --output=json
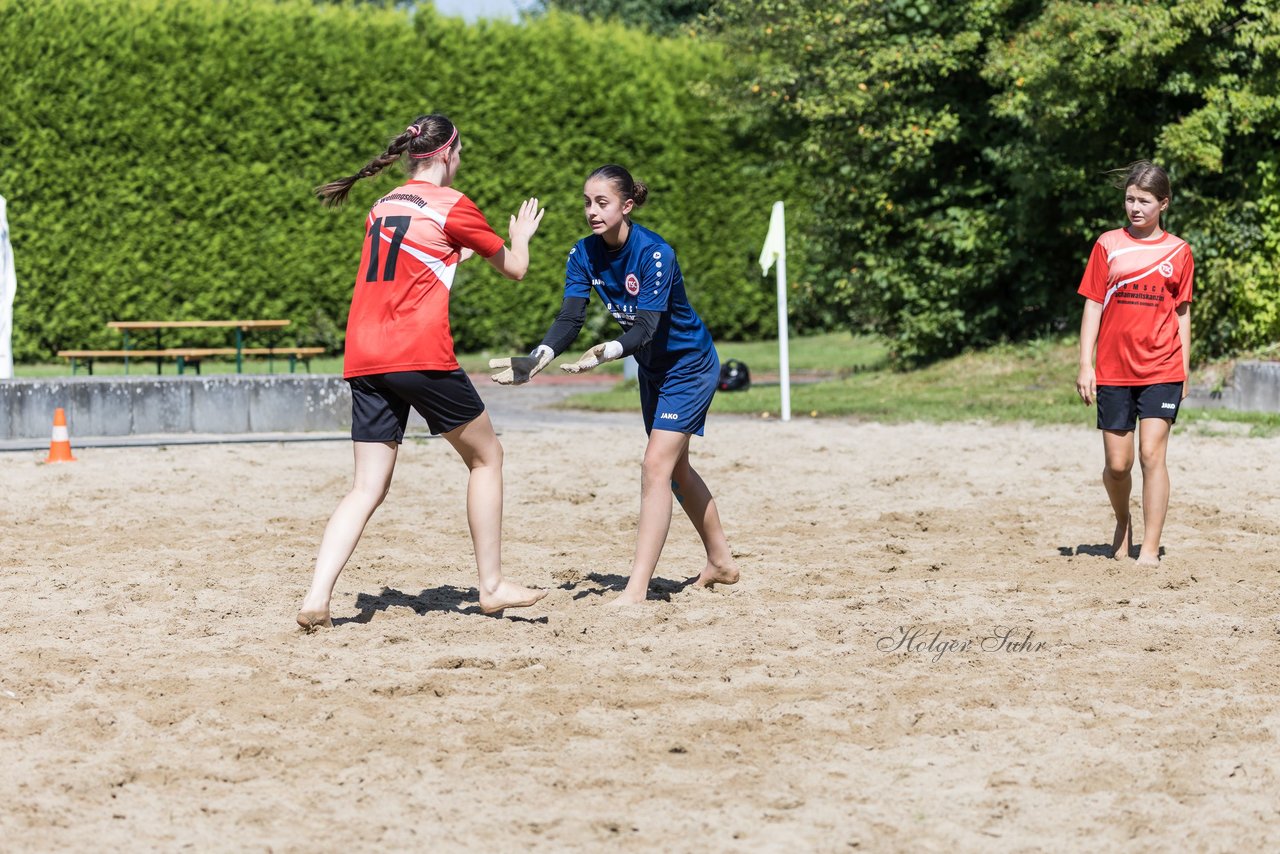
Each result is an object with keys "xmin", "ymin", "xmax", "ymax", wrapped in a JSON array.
[
  {"xmin": 561, "ymin": 341, "xmax": 623, "ymax": 374},
  {"xmin": 489, "ymin": 345, "xmax": 554, "ymax": 385},
  {"xmin": 508, "ymin": 197, "xmax": 545, "ymax": 243}
]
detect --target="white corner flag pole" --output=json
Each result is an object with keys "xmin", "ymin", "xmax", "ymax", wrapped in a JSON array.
[
  {"xmin": 759, "ymin": 201, "xmax": 790, "ymax": 421},
  {"xmin": 0, "ymin": 195, "xmax": 15, "ymax": 380}
]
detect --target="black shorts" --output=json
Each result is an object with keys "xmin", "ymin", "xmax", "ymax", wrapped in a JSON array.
[
  {"xmin": 348, "ymin": 370, "xmax": 485, "ymax": 442},
  {"xmin": 1096, "ymin": 382, "xmax": 1183, "ymax": 431}
]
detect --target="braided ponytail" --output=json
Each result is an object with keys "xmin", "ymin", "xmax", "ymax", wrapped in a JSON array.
[{"xmin": 315, "ymin": 114, "xmax": 458, "ymax": 207}]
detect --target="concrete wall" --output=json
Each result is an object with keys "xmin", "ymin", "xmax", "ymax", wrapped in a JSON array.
[
  {"xmin": 1234, "ymin": 361, "xmax": 1280, "ymax": 412},
  {"xmin": 4, "ymin": 359, "xmax": 1277, "ymax": 440},
  {"xmin": 0, "ymin": 375, "xmax": 351, "ymax": 439},
  {"xmin": 1185, "ymin": 361, "xmax": 1280, "ymax": 413}
]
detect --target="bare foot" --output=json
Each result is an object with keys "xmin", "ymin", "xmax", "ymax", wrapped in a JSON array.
[
  {"xmin": 1135, "ymin": 552, "xmax": 1161, "ymax": 568},
  {"xmin": 690, "ymin": 559, "xmax": 740, "ymax": 589},
  {"xmin": 1111, "ymin": 514, "xmax": 1132, "ymax": 559},
  {"xmin": 479, "ymin": 580, "xmax": 548, "ymax": 615},
  {"xmin": 296, "ymin": 609, "xmax": 332, "ymax": 631},
  {"xmin": 605, "ymin": 591, "xmax": 648, "ymax": 608}
]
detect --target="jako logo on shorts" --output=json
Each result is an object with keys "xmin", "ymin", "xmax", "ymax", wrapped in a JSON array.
[
  {"xmin": 660, "ymin": 412, "xmax": 679, "ymax": 420},
  {"xmin": 625, "ymin": 273, "xmax": 640, "ymax": 295}
]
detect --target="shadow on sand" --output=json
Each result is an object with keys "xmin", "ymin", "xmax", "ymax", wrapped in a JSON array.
[
  {"xmin": 1058, "ymin": 545, "xmax": 1166, "ymax": 559},
  {"xmin": 559, "ymin": 571, "xmax": 694, "ymax": 602},
  {"xmin": 335, "ymin": 585, "xmax": 547, "ymax": 625}
]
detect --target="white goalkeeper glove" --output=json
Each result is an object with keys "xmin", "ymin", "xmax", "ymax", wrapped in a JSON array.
[
  {"xmin": 489, "ymin": 345, "xmax": 554, "ymax": 385},
  {"xmin": 560, "ymin": 341, "xmax": 623, "ymax": 374}
]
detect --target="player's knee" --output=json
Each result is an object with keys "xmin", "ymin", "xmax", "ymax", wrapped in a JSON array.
[
  {"xmin": 464, "ymin": 436, "xmax": 503, "ymax": 470},
  {"xmin": 484, "ymin": 437, "xmax": 504, "ymax": 468},
  {"xmin": 1138, "ymin": 446, "xmax": 1164, "ymax": 472},
  {"xmin": 353, "ymin": 481, "xmax": 391, "ymax": 508},
  {"xmin": 1103, "ymin": 456, "xmax": 1132, "ymax": 478},
  {"xmin": 640, "ymin": 455, "xmax": 674, "ymax": 487}
]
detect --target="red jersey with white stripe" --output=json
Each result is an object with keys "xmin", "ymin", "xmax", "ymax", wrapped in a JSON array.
[
  {"xmin": 1077, "ymin": 228, "xmax": 1194, "ymax": 386},
  {"xmin": 343, "ymin": 180, "xmax": 505, "ymax": 378}
]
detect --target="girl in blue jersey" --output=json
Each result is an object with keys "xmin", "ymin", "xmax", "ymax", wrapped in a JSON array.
[{"xmin": 490, "ymin": 165, "xmax": 740, "ymax": 606}]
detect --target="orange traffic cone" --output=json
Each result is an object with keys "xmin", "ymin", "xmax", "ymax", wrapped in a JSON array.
[{"xmin": 44, "ymin": 407, "xmax": 77, "ymax": 463}]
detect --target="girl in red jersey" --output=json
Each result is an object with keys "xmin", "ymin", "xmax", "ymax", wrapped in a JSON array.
[
  {"xmin": 296, "ymin": 114, "xmax": 547, "ymax": 629},
  {"xmin": 1076, "ymin": 161, "xmax": 1193, "ymax": 567}
]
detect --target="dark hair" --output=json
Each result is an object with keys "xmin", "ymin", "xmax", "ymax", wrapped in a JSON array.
[
  {"xmin": 315, "ymin": 114, "xmax": 458, "ymax": 207},
  {"xmin": 1110, "ymin": 160, "xmax": 1172, "ymax": 203},
  {"xmin": 587, "ymin": 164, "xmax": 648, "ymax": 209}
]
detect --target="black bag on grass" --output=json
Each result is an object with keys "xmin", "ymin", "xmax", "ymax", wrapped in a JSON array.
[{"xmin": 717, "ymin": 359, "xmax": 750, "ymax": 391}]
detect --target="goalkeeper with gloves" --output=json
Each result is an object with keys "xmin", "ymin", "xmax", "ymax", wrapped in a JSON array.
[{"xmin": 489, "ymin": 164, "xmax": 739, "ymax": 607}]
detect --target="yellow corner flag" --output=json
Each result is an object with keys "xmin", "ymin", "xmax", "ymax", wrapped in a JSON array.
[{"xmin": 759, "ymin": 200, "xmax": 785, "ymax": 276}]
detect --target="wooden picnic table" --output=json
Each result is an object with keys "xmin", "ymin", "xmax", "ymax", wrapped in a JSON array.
[
  {"xmin": 57, "ymin": 345, "xmax": 326, "ymax": 375},
  {"xmin": 106, "ymin": 319, "xmax": 292, "ymax": 374}
]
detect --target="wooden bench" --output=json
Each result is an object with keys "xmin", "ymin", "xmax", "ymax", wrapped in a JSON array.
[
  {"xmin": 58, "ymin": 319, "xmax": 315, "ymax": 375},
  {"xmin": 58, "ymin": 347, "xmax": 325, "ymax": 376}
]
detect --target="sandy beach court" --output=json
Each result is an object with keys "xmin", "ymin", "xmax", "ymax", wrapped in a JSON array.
[{"xmin": 2, "ymin": 405, "xmax": 1278, "ymax": 851}]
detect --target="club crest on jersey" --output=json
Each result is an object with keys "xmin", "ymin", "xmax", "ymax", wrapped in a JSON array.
[
  {"xmin": 625, "ymin": 273, "xmax": 640, "ymax": 295},
  {"xmin": 1158, "ymin": 261, "xmax": 1173, "ymax": 278}
]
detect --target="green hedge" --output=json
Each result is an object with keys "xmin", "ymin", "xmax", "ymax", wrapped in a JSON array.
[{"xmin": 0, "ymin": 0, "xmax": 793, "ymax": 361}]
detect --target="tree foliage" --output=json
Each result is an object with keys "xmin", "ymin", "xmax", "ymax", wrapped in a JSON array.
[
  {"xmin": 531, "ymin": 0, "xmax": 712, "ymax": 35},
  {"xmin": 709, "ymin": 0, "xmax": 1038, "ymax": 363},
  {"xmin": 709, "ymin": 0, "xmax": 1280, "ymax": 362},
  {"xmin": 6, "ymin": 0, "xmax": 1278, "ymax": 365},
  {"xmin": 0, "ymin": 0, "xmax": 787, "ymax": 361},
  {"xmin": 984, "ymin": 0, "xmax": 1280, "ymax": 359}
]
